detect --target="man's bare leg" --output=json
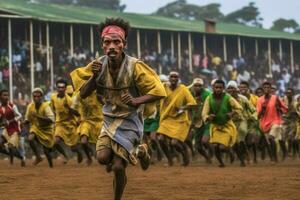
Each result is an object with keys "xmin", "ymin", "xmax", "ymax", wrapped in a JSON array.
[
  {"xmin": 157, "ymin": 134, "xmax": 173, "ymax": 166},
  {"xmin": 81, "ymin": 135, "xmax": 93, "ymax": 165},
  {"xmin": 171, "ymin": 139, "xmax": 190, "ymax": 166},
  {"xmin": 71, "ymin": 144, "xmax": 83, "ymax": 164},
  {"xmin": 214, "ymin": 144, "xmax": 225, "ymax": 167},
  {"xmin": 150, "ymin": 132, "xmax": 162, "ymax": 162},
  {"xmin": 54, "ymin": 136, "xmax": 68, "ymax": 164},
  {"xmin": 28, "ymin": 133, "xmax": 43, "ymax": 165},
  {"xmin": 97, "ymin": 148, "xmax": 113, "ymax": 172},
  {"xmin": 112, "ymin": 155, "xmax": 127, "ymax": 200},
  {"xmin": 43, "ymin": 146, "xmax": 53, "ymax": 168}
]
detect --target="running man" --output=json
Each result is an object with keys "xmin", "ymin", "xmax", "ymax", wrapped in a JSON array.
[
  {"xmin": 0, "ymin": 89, "xmax": 25, "ymax": 166},
  {"xmin": 157, "ymin": 71, "xmax": 197, "ymax": 166},
  {"xmin": 202, "ymin": 79, "xmax": 242, "ymax": 167},
  {"xmin": 239, "ymin": 81, "xmax": 260, "ymax": 163},
  {"xmin": 51, "ymin": 79, "xmax": 82, "ymax": 164},
  {"xmin": 281, "ymin": 88, "xmax": 297, "ymax": 158},
  {"xmin": 79, "ymin": 18, "xmax": 166, "ymax": 200},
  {"xmin": 227, "ymin": 81, "xmax": 256, "ymax": 166},
  {"xmin": 70, "ymin": 70, "xmax": 104, "ymax": 165},
  {"xmin": 24, "ymin": 88, "xmax": 55, "ymax": 167},
  {"xmin": 257, "ymin": 82, "xmax": 288, "ymax": 163},
  {"xmin": 189, "ymin": 78, "xmax": 213, "ymax": 163}
]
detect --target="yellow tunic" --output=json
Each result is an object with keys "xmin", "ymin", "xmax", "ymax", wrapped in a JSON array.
[
  {"xmin": 157, "ymin": 84, "xmax": 197, "ymax": 142},
  {"xmin": 25, "ymin": 102, "xmax": 54, "ymax": 148},
  {"xmin": 50, "ymin": 93, "xmax": 79, "ymax": 146},
  {"xmin": 249, "ymin": 94, "xmax": 258, "ymax": 107},
  {"xmin": 202, "ymin": 94, "xmax": 242, "ymax": 147},
  {"xmin": 72, "ymin": 91, "xmax": 103, "ymax": 143},
  {"xmin": 71, "ymin": 56, "xmax": 166, "ymax": 164}
]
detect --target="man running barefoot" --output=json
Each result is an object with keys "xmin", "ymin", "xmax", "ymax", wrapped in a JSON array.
[
  {"xmin": 79, "ymin": 18, "xmax": 166, "ymax": 200},
  {"xmin": 24, "ymin": 88, "xmax": 55, "ymax": 168},
  {"xmin": 202, "ymin": 80, "xmax": 242, "ymax": 167},
  {"xmin": 157, "ymin": 72, "xmax": 197, "ymax": 166}
]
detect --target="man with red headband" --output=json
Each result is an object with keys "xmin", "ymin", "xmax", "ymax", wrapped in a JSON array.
[{"xmin": 77, "ymin": 18, "xmax": 166, "ymax": 200}]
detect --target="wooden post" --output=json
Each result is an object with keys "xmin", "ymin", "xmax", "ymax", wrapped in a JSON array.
[
  {"xmin": 171, "ymin": 32, "xmax": 174, "ymax": 57},
  {"xmin": 238, "ymin": 36, "xmax": 241, "ymax": 57},
  {"xmin": 255, "ymin": 38, "xmax": 258, "ymax": 56},
  {"xmin": 46, "ymin": 23, "xmax": 50, "ymax": 70},
  {"xmin": 39, "ymin": 23, "xmax": 42, "ymax": 49},
  {"xmin": 157, "ymin": 31, "xmax": 162, "ymax": 74},
  {"xmin": 177, "ymin": 33, "xmax": 181, "ymax": 69},
  {"xmin": 8, "ymin": 19, "xmax": 13, "ymax": 101},
  {"xmin": 223, "ymin": 36, "xmax": 227, "ymax": 62},
  {"xmin": 268, "ymin": 39, "xmax": 272, "ymax": 75},
  {"xmin": 137, "ymin": 29, "xmax": 141, "ymax": 58},
  {"xmin": 30, "ymin": 21, "xmax": 34, "ymax": 93},
  {"xmin": 290, "ymin": 41, "xmax": 294, "ymax": 73},
  {"xmin": 50, "ymin": 47, "xmax": 54, "ymax": 91},
  {"xmin": 188, "ymin": 32, "xmax": 193, "ymax": 73},
  {"xmin": 279, "ymin": 40, "xmax": 283, "ymax": 62},
  {"xmin": 70, "ymin": 24, "xmax": 74, "ymax": 57},
  {"xmin": 90, "ymin": 25, "xmax": 94, "ymax": 54},
  {"xmin": 203, "ymin": 34, "xmax": 207, "ymax": 55}
]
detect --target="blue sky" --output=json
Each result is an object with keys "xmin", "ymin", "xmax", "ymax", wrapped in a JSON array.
[{"xmin": 121, "ymin": 0, "xmax": 300, "ymax": 28}]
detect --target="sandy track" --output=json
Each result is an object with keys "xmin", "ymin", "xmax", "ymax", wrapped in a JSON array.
[{"xmin": 0, "ymin": 158, "xmax": 300, "ymax": 200}]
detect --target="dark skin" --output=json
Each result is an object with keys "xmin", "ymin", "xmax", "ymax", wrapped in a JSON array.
[
  {"xmin": 239, "ymin": 84, "xmax": 259, "ymax": 163},
  {"xmin": 24, "ymin": 91, "xmax": 54, "ymax": 167},
  {"xmin": 226, "ymin": 86, "xmax": 248, "ymax": 166},
  {"xmin": 208, "ymin": 83, "xmax": 237, "ymax": 167},
  {"xmin": 191, "ymin": 83, "xmax": 213, "ymax": 163},
  {"xmin": 30, "ymin": 92, "xmax": 53, "ymax": 124},
  {"xmin": 157, "ymin": 74, "xmax": 194, "ymax": 166},
  {"xmin": 192, "ymin": 83, "xmax": 203, "ymax": 96},
  {"xmin": 285, "ymin": 89, "xmax": 294, "ymax": 103},
  {"xmin": 81, "ymin": 33, "xmax": 163, "ymax": 200},
  {"xmin": 0, "ymin": 91, "xmax": 24, "ymax": 166},
  {"xmin": 54, "ymin": 83, "xmax": 82, "ymax": 164},
  {"xmin": 0, "ymin": 92, "xmax": 12, "ymax": 126},
  {"xmin": 262, "ymin": 84, "xmax": 272, "ymax": 104},
  {"xmin": 169, "ymin": 74, "xmax": 195, "ymax": 112},
  {"xmin": 239, "ymin": 84, "xmax": 250, "ymax": 99},
  {"xmin": 207, "ymin": 83, "xmax": 235, "ymax": 122},
  {"xmin": 260, "ymin": 83, "xmax": 282, "ymax": 162},
  {"xmin": 80, "ymin": 35, "xmax": 162, "ymax": 106},
  {"xmin": 255, "ymin": 89, "xmax": 264, "ymax": 97},
  {"xmin": 56, "ymin": 83, "xmax": 79, "ymax": 116}
]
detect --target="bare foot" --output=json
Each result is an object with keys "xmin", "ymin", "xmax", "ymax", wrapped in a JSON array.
[{"xmin": 33, "ymin": 157, "xmax": 43, "ymax": 166}]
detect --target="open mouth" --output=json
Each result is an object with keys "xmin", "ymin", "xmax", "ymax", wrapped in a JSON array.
[{"xmin": 108, "ymin": 51, "xmax": 117, "ymax": 58}]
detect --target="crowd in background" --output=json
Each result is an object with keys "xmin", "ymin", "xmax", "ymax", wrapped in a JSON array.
[{"xmin": 0, "ymin": 38, "xmax": 300, "ymax": 112}]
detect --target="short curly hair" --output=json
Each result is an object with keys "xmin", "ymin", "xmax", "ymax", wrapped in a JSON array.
[{"xmin": 98, "ymin": 17, "xmax": 130, "ymax": 40}]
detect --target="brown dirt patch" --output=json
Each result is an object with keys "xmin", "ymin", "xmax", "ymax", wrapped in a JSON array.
[{"xmin": 0, "ymin": 158, "xmax": 300, "ymax": 200}]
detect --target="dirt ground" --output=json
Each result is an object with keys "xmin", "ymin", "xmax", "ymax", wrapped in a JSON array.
[{"xmin": 0, "ymin": 157, "xmax": 300, "ymax": 200}]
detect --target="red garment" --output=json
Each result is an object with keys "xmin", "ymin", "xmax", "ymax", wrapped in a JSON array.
[
  {"xmin": 0, "ymin": 102, "xmax": 20, "ymax": 136},
  {"xmin": 257, "ymin": 95, "xmax": 288, "ymax": 133},
  {"xmin": 101, "ymin": 25, "xmax": 125, "ymax": 40}
]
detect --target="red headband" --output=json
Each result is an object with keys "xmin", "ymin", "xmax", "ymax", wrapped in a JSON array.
[{"xmin": 101, "ymin": 25, "xmax": 125, "ymax": 40}]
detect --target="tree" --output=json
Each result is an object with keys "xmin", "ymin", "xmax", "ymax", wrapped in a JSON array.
[
  {"xmin": 223, "ymin": 2, "xmax": 263, "ymax": 27},
  {"xmin": 32, "ymin": 0, "xmax": 73, "ymax": 4},
  {"xmin": 77, "ymin": 0, "xmax": 126, "ymax": 12},
  {"xmin": 154, "ymin": 0, "xmax": 224, "ymax": 21},
  {"xmin": 271, "ymin": 18, "xmax": 299, "ymax": 33},
  {"xmin": 33, "ymin": 0, "xmax": 126, "ymax": 12},
  {"xmin": 295, "ymin": 28, "xmax": 300, "ymax": 34}
]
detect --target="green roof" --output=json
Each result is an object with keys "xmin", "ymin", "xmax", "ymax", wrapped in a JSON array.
[{"xmin": 1, "ymin": 0, "xmax": 300, "ymax": 41}]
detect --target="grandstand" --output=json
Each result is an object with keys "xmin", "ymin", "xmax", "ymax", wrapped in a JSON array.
[{"xmin": 0, "ymin": 0, "xmax": 300, "ymax": 102}]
